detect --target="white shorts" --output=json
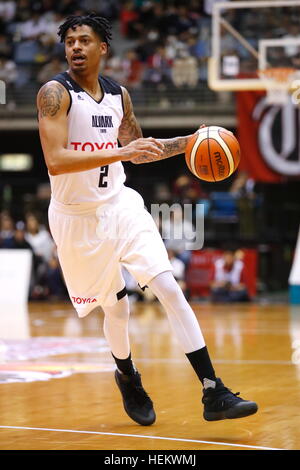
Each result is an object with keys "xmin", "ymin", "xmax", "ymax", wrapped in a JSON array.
[{"xmin": 48, "ymin": 186, "xmax": 172, "ymax": 317}]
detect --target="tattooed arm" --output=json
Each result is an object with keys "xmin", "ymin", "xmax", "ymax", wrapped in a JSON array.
[
  {"xmin": 37, "ymin": 81, "xmax": 163, "ymax": 175},
  {"xmin": 118, "ymin": 87, "xmax": 194, "ymax": 164}
]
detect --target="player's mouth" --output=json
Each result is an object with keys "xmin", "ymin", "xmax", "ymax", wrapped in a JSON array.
[{"xmin": 71, "ymin": 54, "xmax": 86, "ymax": 65}]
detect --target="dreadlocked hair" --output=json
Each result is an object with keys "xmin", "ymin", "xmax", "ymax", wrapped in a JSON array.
[{"xmin": 58, "ymin": 12, "xmax": 112, "ymax": 45}]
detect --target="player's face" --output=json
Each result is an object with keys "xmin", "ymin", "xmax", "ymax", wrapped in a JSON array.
[{"xmin": 65, "ymin": 25, "xmax": 107, "ymax": 74}]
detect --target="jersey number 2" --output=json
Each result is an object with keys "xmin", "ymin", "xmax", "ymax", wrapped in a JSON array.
[{"xmin": 99, "ymin": 165, "xmax": 109, "ymax": 187}]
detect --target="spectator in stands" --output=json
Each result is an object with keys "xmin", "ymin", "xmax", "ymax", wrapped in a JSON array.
[
  {"xmin": 14, "ymin": 9, "xmax": 48, "ymax": 65},
  {"xmin": 187, "ymin": 32, "xmax": 210, "ymax": 81},
  {"xmin": 24, "ymin": 212, "xmax": 55, "ymax": 299},
  {"xmin": 139, "ymin": 3, "xmax": 174, "ymax": 35},
  {"xmin": 40, "ymin": 11, "xmax": 66, "ymax": 49},
  {"xmin": 81, "ymin": 0, "xmax": 119, "ymax": 20},
  {"xmin": 0, "ymin": 211, "xmax": 14, "ymax": 247},
  {"xmin": 105, "ymin": 49, "xmax": 127, "ymax": 83},
  {"xmin": 10, "ymin": 220, "xmax": 33, "ymax": 250},
  {"xmin": 105, "ymin": 48, "xmax": 144, "ymax": 93},
  {"xmin": 37, "ymin": 55, "xmax": 65, "ymax": 84},
  {"xmin": 210, "ymin": 250, "xmax": 250, "ymax": 303},
  {"xmin": 171, "ymin": 46, "xmax": 198, "ymax": 93},
  {"xmin": 173, "ymin": 5, "xmax": 199, "ymax": 36},
  {"xmin": 119, "ymin": 1, "xmax": 140, "ymax": 38},
  {"xmin": 230, "ymin": 171, "xmax": 255, "ymax": 199},
  {"xmin": 164, "ymin": 34, "xmax": 182, "ymax": 61},
  {"xmin": 0, "ymin": 33, "xmax": 12, "ymax": 56},
  {"xmin": 283, "ymin": 23, "xmax": 300, "ymax": 58},
  {"xmin": 19, "ymin": 10, "xmax": 47, "ymax": 41},
  {"xmin": 172, "ymin": 173, "xmax": 207, "ymax": 205},
  {"xmin": 14, "ymin": 0, "xmax": 31, "ymax": 23},
  {"xmin": 121, "ymin": 49, "xmax": 144, "ymax": 89},
  {"xmin": 0, "ymin": 0, "xmax": 16, "ymax": 24},
  {"xmin": 134, "ymin": 30, "xmax": 159, "ymax": 63},
  {"xmin": 143, "ymin": 45, "xmax": 172, "ymax": 88},
  {"xmin": 172, "ymin": 173, "xmax": 211, "ymax": 219},
  {"xmin": 230, "ymin": 171, "xmax": 258, "ymax": 239},
  {"xmin": 24, "ymin": 212, "xmax": 54, "ymax": 263},
  {"xmin": 58, "ymin": 0, "xmax": 80, "ymax": 16},
  {"xmin": 43, "ymin": 246, "xmax": 67, "ymax": 300}
]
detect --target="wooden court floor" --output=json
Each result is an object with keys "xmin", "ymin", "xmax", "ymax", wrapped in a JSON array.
[{"xmin": 0, "ymin": 300, "xmax": 300, "ymax": 451}]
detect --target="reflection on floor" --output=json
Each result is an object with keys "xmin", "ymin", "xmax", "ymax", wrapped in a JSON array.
[{"xmin": 0, "ymin": 301, "xmax": 300, "ymax": 450}]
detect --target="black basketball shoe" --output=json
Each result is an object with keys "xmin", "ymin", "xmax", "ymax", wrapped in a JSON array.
[
  {"xmin": 202, "ymin": 378, "xmax": 258, "ymax": 421},
  {"xmin": 114, "ymin": 369, "xmax": 156, "ymax": 426}
]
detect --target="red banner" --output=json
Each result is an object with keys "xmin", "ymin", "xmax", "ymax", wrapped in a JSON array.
[{"xmin": 236, "ymin": 90, "xmax": 300, "ymax": 182}]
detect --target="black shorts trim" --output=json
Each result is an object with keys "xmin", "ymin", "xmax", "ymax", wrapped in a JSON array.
[{"xmin": 116, "ymin": 286, "xmax": 127, "ymax": 301}]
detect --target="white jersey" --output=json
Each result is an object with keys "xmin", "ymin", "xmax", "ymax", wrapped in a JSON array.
[{"xmin": 49, "ymin": 72, "xmax": 126, "ymax": 204}]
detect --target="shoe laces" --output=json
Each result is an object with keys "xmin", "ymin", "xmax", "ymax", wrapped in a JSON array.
[
  {"xmin": 132, "ymin": 384, "xmax": 153, "ymax": 408},
  {"xmin": 204, "ymin": 383, "xmax": 242, "ymax": 407},
  {"xmin": 124, "ymin": 373, "xmax": 153, "ymax": 408}
]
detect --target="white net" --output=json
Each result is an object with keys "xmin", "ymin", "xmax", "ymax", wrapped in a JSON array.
[{"xmin": 259, "ymin": 68, "xmax": 297, "ymax": 105}]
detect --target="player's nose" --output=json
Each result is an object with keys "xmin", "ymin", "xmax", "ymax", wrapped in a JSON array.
[{"xmin": 72, "ymin": 40, "xmax": 82, "ymax": 51}]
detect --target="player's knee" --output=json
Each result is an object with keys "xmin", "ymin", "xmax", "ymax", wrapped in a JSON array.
[
  {"xmin": 150, "ymin": 272, "xmax": 185, "ymax": 303},
  {"xmin": 103, "ymin": 296, "xmax": 130, "ymax": 322}
]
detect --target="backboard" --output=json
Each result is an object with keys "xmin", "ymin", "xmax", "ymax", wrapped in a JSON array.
[{"xmin": 208, "ymin": 0, "xmax": 300, "ymax": 97}]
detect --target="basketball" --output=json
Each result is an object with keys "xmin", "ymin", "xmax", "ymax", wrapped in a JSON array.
[{"xmin": 185, "ymin": 126, "xmax": 241, "ymax": 182}]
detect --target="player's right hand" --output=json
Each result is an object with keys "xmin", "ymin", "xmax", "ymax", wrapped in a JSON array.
[{"xmin": 118, "ymin": 137, "xmax": 164, "ymax": 161}]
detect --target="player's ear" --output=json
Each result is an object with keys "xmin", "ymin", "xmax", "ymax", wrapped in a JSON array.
[{"xmin": 99, "ymin": 42, "xmax": 108, "ymax": 56}]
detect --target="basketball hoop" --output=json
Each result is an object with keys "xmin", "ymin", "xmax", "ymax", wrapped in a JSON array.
[{"xmin": 259, "ymin": 67, "xmax": 297, "ymax": 105}]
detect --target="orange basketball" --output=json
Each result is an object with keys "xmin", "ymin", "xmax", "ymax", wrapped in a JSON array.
[{"xmin": 185, "ymin": 126, "xmax": 240, "ymax": 182}]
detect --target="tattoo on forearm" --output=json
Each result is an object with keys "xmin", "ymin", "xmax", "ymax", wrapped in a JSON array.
[
  {"xmin": 118, "ymin": 87, "xmax": 191, "ymax": 164},
  {"xmin": 38, "ymin": 83, "xmax": 64, "ymax": 118},
  {"xmin": 132, "ymin": 136, "xmax": 189, "ymax": 164}
]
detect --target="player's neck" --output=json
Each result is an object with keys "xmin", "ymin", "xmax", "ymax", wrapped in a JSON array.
[{"xmin": 67, "ymin": 69, "xmax": 102, "ymax": 99}]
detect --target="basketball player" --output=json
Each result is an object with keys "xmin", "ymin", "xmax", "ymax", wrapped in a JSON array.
[{"xmin": 37, "ymin": 13, "xmax": 258, "ymax": 425}]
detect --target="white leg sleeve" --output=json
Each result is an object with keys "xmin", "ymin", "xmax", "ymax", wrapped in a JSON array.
[
  {"xmin": 102, "ymin": 296, "xmax": 131, "ymax": 359},
  {"xmin": 148, "ymin": 271, "xmax": 206, "ymax": 353}
]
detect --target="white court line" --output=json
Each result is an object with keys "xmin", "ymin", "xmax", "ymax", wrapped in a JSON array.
[{"xmin": 0, "ymin": 425, "xmax": 283, "ymax": 451}]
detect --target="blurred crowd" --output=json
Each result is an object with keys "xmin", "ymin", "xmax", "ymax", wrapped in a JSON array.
[
  {"xmin": 0, "ymin": 210, "xmax": 67, "ymax": 300},
  {"xmin": 0, "ymin": 169, "xmax": 257, "ymax": 303},
  {"xmin": 0, "ymin": 0, "xmax": 211, "ymax": 107},
  {"xmin": 1, "ymin": 0, "xmax": 299, "ymax": 107}
]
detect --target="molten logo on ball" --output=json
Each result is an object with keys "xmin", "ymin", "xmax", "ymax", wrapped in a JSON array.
[
  {"xmin": 185, "ymin": 126, "xmax": 240, "ymax": 182},
  {"xmin": 214, "ymin": 151, "xmax": 226, "ymax": 178}
]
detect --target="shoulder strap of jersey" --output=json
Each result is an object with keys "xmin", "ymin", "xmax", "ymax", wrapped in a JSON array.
[
  {"xmin": 50, "ymin": 72, "xmax": 81, "ymax": 92},
  {"xmin": 99, "ymin": 75, "xmax": 123, "ymax": 95},
  {"xmin": 48, "ymin": 71, "xmax": 75, "ymax": 114}
]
